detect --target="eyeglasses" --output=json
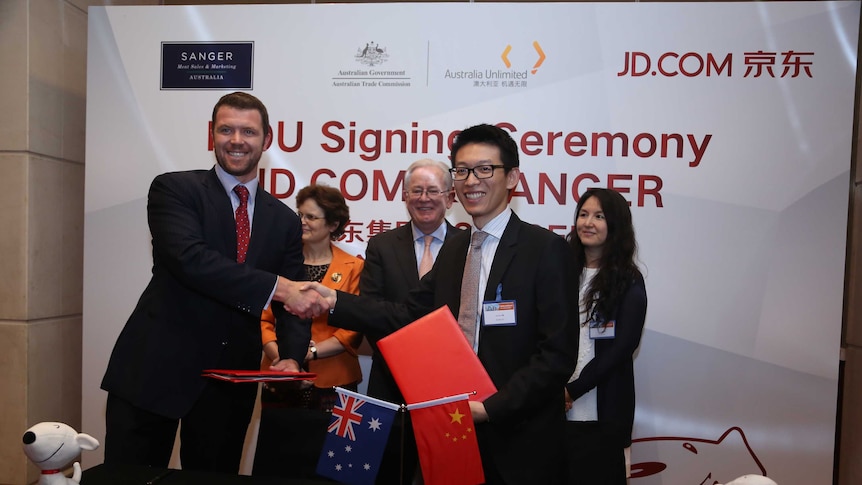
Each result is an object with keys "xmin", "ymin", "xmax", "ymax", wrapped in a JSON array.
[
  {"xmin": 297, "ymin": 212, "xmax": 325, "ymax": 222},
  {"xmin": 405, "ymin": 188, "xmax": 450, "ymax": 199},
  {"xmin": 449, "ymin": 165, "xmax": 506, "ymax": 181}
]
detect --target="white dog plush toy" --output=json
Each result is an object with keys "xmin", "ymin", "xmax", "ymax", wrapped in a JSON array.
[
  {"xmin": 721, "ymin": 475, "xmax": 779, "ymax": 485},
  {"xmin": 22, "ymin": 422, "xmax": 100, "ymax": 485}
]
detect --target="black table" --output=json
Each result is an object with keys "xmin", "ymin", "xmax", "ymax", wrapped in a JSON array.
[{"xmin": 82, "ymin": 464, "xmax": 333, "ymax": 485}]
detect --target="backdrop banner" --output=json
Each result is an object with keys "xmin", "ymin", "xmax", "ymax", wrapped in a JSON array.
[{"xmin": 83, "ymin": 3, "xmax": 859, "ymax": 483}]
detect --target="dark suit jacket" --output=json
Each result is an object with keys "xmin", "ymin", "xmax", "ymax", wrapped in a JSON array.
[
  {"xmin": 101, "ymin": 168, "xmax": 309, "ymax": 419},
  {"xmin": 332, "ymin": 212, "xmax": 577, "ymax": 484},
  {"xmin": 565, "ymin": 272, "xmax": 647, "ymax": 448},
  {"xmin": 359, "ymin": 221, "xmax": 460, "ymax": 403}
]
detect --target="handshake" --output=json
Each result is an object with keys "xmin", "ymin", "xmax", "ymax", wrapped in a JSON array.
[{"xmin": 273, "ymin": 277, "xmax": 336, "ymax": 319}]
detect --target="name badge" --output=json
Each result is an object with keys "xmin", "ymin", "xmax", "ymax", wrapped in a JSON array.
[
  {"xmin": 483, "ymin": 300, "xmax": 517, "ymax": 326},
  {"xmin": 589, "ymin": 319, "xmax": 616, "ymax": 339}
]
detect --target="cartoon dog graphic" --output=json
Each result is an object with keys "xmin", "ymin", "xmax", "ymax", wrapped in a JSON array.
[{"xmin": 630, "ymin": 426, "xmax": 774, "ymax": 485}]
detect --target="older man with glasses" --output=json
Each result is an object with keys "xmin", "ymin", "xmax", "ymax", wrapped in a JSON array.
[{"xmin": 359, "ymin": 158, "xmax": 461, "ymax": 483}]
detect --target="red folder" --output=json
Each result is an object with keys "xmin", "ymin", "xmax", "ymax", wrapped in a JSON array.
[
  {"xmin": 201, "ymin": 369, "xmax": 316, "ymax": 383},
  {"xmin": 377, "ymin": 306, "xmax": 496, "ymax": 403}
]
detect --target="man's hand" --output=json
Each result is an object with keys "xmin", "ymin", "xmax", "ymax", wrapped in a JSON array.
[
  {"xmin": 274, "ymin": 276, "xmax": 328, "ymax": 318},
  {"xmin": 468, "ymin": 400, "xmax": 489, "ymax": 423},
  {"xmin": 269, "ymin": 358, "xmax": 314, "ymax": 388},
  {"xmin": 300, "ymin": 281, "xmax": 337, "ymax": 310},
  {"xmin": 269, "ymin": 358, "xmax": 300, "ymax": 373}
]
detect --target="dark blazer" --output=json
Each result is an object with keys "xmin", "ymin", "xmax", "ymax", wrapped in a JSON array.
[
  {"xmin": 101, "ymin": 168, "xmax": 309, "ymax": 419},
  {"xmin": 359, "ymin": 221, "xmax": 460, "ymax": 403},
  {"xmin": 565, "ymin": 272, "xmax": 647, "ymax": 448},
  {"xmin": 331, "ymin": 212, "xmax": 578, "ymax": 485}
]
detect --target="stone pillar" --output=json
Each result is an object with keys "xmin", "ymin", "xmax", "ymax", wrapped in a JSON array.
[{"xmin": 0, "ymin": 0, "xmax": 87, "ymax": 483}]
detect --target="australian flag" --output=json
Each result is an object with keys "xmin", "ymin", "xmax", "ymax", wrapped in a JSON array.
[{"xmin": 316, "ymin": 387, "xmax": 400, "ymax": 485}]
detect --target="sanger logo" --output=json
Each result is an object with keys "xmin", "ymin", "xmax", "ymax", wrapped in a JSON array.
[{"xmin": 355, "ymin": 41, "xmax": 389, "ymax": 67}]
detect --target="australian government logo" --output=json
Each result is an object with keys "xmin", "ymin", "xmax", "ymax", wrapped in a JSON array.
[
  {"xmin": 356, "ymin": 41, "xmax": 389, "ymax": 67},
  {"xmin": 332, "ymin": 41, "xmax": 411, "ymax": 88}
]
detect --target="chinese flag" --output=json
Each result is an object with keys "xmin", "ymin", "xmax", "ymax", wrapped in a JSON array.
[{"xmin": 408, "ymin": 394, "xmax": 484, "ymax": 485}]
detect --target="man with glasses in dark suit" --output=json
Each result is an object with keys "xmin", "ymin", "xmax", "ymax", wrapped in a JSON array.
[{"xmin": 307, "ymin": 124, "xmax": 578, "ymax": 485}]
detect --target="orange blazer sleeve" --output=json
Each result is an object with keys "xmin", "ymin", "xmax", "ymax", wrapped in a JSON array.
[
  {"xmin": 261, "ymin": 307, "xmax": 276, "ymax": 346},
  {"xmin": 321, "ymin": 245, "xmax": 364, "ymax": 355}
]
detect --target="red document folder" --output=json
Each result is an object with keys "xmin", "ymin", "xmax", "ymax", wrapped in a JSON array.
[
  {"xmin": 201, "ymin": 369, "xmax": 316, "ymax": 383},
  {"xmin": 377, "ymin": 306, "xmax": 496, "ymax": 403}
]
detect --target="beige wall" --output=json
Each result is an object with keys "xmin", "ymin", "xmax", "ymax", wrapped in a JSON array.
[
  {"xmin": 0, "ymin": 0, "xmax": 86, "ymax": 482},
  {"xmin": 0, "ymin": 1, "xmax": 857, "ymax": 484},
  {"xmin": 0, "ymin": 0, "xmax": 155, "ymax": 483}
]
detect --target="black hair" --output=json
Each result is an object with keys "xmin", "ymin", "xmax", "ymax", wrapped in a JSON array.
[{"xmin": 566, "ymin": 188, "xmax": 642, "ymax": 321}]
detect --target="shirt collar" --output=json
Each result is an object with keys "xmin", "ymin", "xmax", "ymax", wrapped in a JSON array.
[
  {"xmin": 411, "ymin": 220, "xmax": 448, "ymax": 242},
  {"xmin": 214, "ymin": 164, "xmax": 259, "ymax": 201},
  {"xmin": 474, "ymin": 209, "xmax": 511, "ymax": 240}
]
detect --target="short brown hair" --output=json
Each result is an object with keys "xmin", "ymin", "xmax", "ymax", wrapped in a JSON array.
[
  {"xmin": 211, "ymin": 92, "xmax": 270, "ymax": 138},
  {"xmin": 296, "ymin": 185, "xmax": 350, "ymax": 240}
]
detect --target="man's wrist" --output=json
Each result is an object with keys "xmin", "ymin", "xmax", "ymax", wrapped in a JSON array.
[{"xmin": 328, "ymin": 292, "xmax": 337, "ymax": 314}]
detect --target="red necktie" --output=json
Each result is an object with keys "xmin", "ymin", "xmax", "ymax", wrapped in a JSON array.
[{"xmin": 234, "ymin": 185, "xmax": 250, "ymax": 263}]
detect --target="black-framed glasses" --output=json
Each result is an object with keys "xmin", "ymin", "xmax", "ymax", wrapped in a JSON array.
[
  {"xmin": 449, "ymin": 165, "xmax": 506, "ymax": 181},
  {"xmin": 405, "ymin": 188, "xmax": 450, "ymax": 199},
  {"xmin": 297, "ymin": 212, "xmax": 325, "ymax": 222}
]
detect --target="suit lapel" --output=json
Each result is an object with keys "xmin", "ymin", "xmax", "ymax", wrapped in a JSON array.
[
  {"xmin": 485, "ymin": 214, "xmax": 522, "ymax": 300},
  {"xmin": 438, "ymin": 228, "xmax": 470, "ymax": 311},
  {"xmin": 443, "ymin": 221, "xmax": 460, "ymax": 242},
  {"xmin": 203, "ymin": 169, "xmax": 237, "ymax": 259},
  {"xmin": 395, "ymin": 224, "xmax": 420, "ymax": 282},
  {"xmin": 245, "ymin": 189, "xmax": 274, "ymax": 265}
]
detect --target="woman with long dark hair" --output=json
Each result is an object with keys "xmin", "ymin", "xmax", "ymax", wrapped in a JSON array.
[{"xmin": 565, "ymin": 188, "xmax": 647, "ymax": 484}]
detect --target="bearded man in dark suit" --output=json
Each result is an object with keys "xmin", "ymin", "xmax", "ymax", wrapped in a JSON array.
[{"xmin": 101, "ymin": 92, "xmax": 321, "ymax": 473}]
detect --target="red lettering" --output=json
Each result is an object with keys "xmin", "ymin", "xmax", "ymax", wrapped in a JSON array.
[
  {"xmin": 607, "ymin": 174, "xmax": 633, "ymax": 199},
  {"xmin": 521, "ymin": 131, "xmax": 544, "ymax": 156},
  {"xmin": 311, "ymin": 168, "xmax": 337, "ymax": 185},
  {"xmin": 632, "ymin": 134, "xmax": 657, "ymax": 158},
  {"xmin": 638, "ymin": 175, "xmax": 663, "ymax": 207},
  {"xmin": 340, "ymin": 169, "xmax": 368, "ymax": 201},
  {"xmin": 276, "ymin": 121, "xmax": 302, "ymax": 152},
  {"xmin": 320, "ymin": 120, "xmax": 345, "ymax": 154},
  {"xmin": 679, "ymin": 52, "xmax": 705, "ymax": 77},
  {"xmin": 267, "ymin": 168, "xmax": 295, "ymax": 199},
  {"xmin": 708, "ymin": 53, "xmax": 732, "ymax": 76},
  {"xmin": 565, "ymin": 132, "xmax": 588, "ymax": 156},
  {"xmin": 572, "ymin": 173, "xmax": 601, "ymax": 201},
  {"xmin": 658, "ymin": 52, "xmax": 679, "ymax": 76},
  {"xmin": 511, "ymin": 172, "xmax": 535, "ymax": 204},
  {"xmin": 372, "ymin": 169, "xmax": 404, "ymax": 201},
  {"xmin": 548, "ymin": 225, "xmax": 569, "ymax": 236},
  {"xmin": 538, "ymin": 172, "xmax": 566, "ymax": 205}
]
